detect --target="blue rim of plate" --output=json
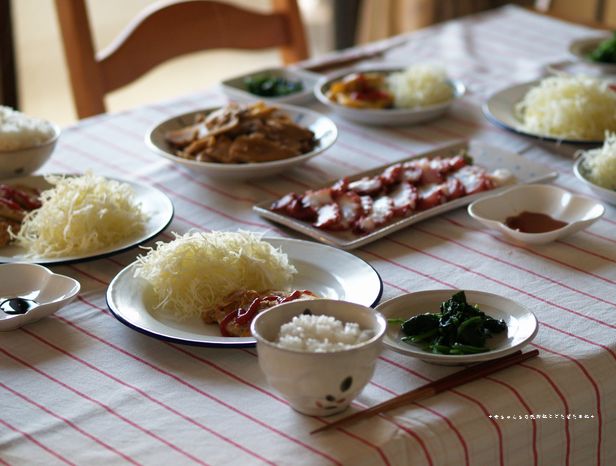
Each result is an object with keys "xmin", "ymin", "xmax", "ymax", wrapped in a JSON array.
[{"xmin": 105, "ymin": 240, "xmax": 384, "ymax": 348}]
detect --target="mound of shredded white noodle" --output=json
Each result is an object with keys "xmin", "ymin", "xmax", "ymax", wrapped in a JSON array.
[
  {"xmin": 386, "ymin": 64, "xmax": 454, "ymax": 108},
  {"xmin": 14, "ymin": 172, "xmax": 146, "ymax": 257},
  {"xmin": 134, "ymin": 231, "xmax": 297, "ymax": 320},
  {"xmin": 580, "ymin": 132, "xmax": 616, "ymax": 189},
  {"xmin": 515, "ymin": 76, "xmax": 616, "ymax": 141}
]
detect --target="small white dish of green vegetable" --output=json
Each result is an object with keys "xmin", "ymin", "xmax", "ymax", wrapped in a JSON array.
[
  {"xmin": 569, "ymin": 34, "xmax": 616, "ymax": 74},
  {"xmin": 221, "ymin": 67, "xmax": 320, "ymax": 105},
  {"xmin": 376, "ymin": 290, "xmax": 538, "ymax": 366}
]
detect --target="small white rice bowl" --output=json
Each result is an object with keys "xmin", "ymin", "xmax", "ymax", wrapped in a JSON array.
[{"xmin": 0, "ymin": 106, "xmax": 56, "ymax": 151}]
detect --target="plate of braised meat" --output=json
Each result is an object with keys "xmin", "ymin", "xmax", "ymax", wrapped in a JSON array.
[{"xmin": 254, "ymin": 140, "xmax": 558, "ymax": 249}]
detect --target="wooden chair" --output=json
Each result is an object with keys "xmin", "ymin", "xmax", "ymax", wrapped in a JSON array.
[
  {"xmin": 534, "ymin": 0, "xmax": 616, "ymax": 28},
  {"xmin": 54, "ymin": 0, "xmax": 309, "ymax": 118}
]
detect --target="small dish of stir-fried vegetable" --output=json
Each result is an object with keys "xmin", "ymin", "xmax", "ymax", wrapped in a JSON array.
[
  {"xmin": 390, "ymin": 291, "xmax": 507, "ymax": 355},
  {"xmin": 376, "ymin": 289, "xmax": 538, "ymax": 365}
]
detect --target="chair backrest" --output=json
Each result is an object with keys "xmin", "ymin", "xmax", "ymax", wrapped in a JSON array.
[
  {"xmin": 534, "ymin": 0, "xmax": 616, "ymax": 28},
  {"xmin": 55, "ymin": 0, "xmax": 309, "ymax": 118}
]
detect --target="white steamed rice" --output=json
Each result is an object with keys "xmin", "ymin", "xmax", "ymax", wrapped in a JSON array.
[
  {"xmin": 0, "ymin": 106, "xmax": 55, "ymax": 151},
  {"xmin": 276, "ymin": 314, "xmax": 374, "ymax": 352},
  {"xmin": 386, "ymin": 64, "xmax": 454, "ymax": 109}
]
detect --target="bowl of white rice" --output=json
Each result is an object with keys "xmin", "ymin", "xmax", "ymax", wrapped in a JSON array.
[
  {"xmin": 314, "ymin": 64, "xmax": 464, "ymax": 126},
  {"xmin": 0, "ymin": 106, "xmax": 59, "ymax": 179},
  {"xmin": 251, "ymin": 298, "xmax": 386, "ymax": 416}
]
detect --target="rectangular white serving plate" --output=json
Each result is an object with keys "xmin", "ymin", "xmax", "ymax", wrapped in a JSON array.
[
  {"xmin": 253, "ymin": 140, "xmax": 559, "ymax": 250},
  {"xmin": 221, "ymin": 67, "xmax": 320, "ymax": 105}
]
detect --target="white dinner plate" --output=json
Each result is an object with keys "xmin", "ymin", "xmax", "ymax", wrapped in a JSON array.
[
  {"xmin": 0, "ymin": 175, "xmax": 174, "ymax": 264},
  {"xmin": 482, "ymin": 80, "xmax": 605, "ymax": 145},
  {"xmin": 146, "ymin": 103, "xmax": 337, "ymax": 179},
  {"xmin": 254, "ymin": 140, "xmax": 558, "ymax": 250},
  {"xmin": 376, "ymin": 289, "xmax": 538, "ymax": 365},
  {"xmin": 314, "ymin": 67, "xmax": 465, "ymax": 126},
  {"xmin": 106, "ymin": 237, "xmax": 383, "ymax": 347}
]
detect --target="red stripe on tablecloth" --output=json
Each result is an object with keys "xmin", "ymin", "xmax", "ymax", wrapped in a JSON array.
[
  {"xmin": 423, "ymin": 220, "xmax": 616, "ymax": 328},
  {"xmin": 364, "ymin": 247, "xmax": 602, "ymax": 464},
  {"xmin": 81, "ymin": 123, "xmax": 258, "ymax": 204},
  {"xmin": 370, "ymin": 379, "xmax": 470, "ymax": 466},
  {"xmin": 486, "ymin": 377, "xmax": 538, "ymax": 466},
  {"xmin": 16, "ymin": 329, "xmax": 282, "ymax": 466},
  {"xmin": 0, "ymin": 348, "xmax": 210, "ymax": 466},
  {"xmin": 530, "ymin": 342, "xmax": 602, "ymax": 466},
  {"xmin": 167, "ymin": 344, "xmax": 392, "ymax": 466},
  {"xmin": 360, "ymin": 251, "xmax": 600, "ymax": 466},
  {"xmin": 381, "ymin": 238, "xmax": 616, "ymax": 358},
  {"xmin": 339, "ymin": 398, "xmax": 435, "ymax": 466},
  {"xmin": 447, "ymin": 213, "xmax": 616, "ymax": 296},
  {"xmin": 0, "ymin": 383, "xmax": 141, "ymax": 465},
  {"xmin": 520, "ymin": 363, "xmax": 571, "ymax": 466},
  {"xmin": 0, "ymin": 418, "xmax": 76, "ymax": 466},
  {"xmin": 50, "ymin": 299, "xmax": 345, "ymax": 466}
]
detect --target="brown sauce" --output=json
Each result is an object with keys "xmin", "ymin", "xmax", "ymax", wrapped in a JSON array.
[{"xmin": 505, "ymin": 211, "xmax": 568, "ymax": 233}]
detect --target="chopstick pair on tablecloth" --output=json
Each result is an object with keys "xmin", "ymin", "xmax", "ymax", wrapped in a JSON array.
[{"xmin": 311, "ymin": 349, "xmax": 539, "ymax": 434}]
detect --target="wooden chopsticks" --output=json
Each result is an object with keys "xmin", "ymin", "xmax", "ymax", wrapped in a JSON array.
[{"xmin": 311, "ymin": 349, "xmax": 539, "ymax": 434}]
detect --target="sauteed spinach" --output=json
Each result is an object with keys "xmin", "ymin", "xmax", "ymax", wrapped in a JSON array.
[{"xmin": 390, "ymin": 291, "xmax": 507, "ymax": 355}]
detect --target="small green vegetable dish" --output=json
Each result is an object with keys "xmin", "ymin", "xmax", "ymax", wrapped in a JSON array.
[
  {"xmin": 244, "ymin": 74, "xmax": 304, "ymax": 97},
  {"xmin": 389, "ymin": 291, "xmax": 507, "ymax": 355},
  {"xmin": 588, "ymin": 31, "xmax": 616, "ymax": 64}
]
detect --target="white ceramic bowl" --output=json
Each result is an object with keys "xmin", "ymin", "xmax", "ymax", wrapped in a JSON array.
[
  {"xmin": 251, "ymin": 299, "xmax": 386, "ymax": 416},
  {"xmin": 0, "ymin": 124, "xmax": 60, "ymax": 179},
  {"xmin": 314, "ymin": 68, "xmax": 465, "ymax": 126},
  {"xmin": 221, "ymin": 67, "xmax": 320, "ymax": 105},
  {"xmin": 569, "ymin": 36, "xmax": 616, "ymax": 74},
  {"xmin": 146, "ymin": 103, "xmax": 337, "ymax": 179},
  {"xmin": 0, "ymin": 263, "xmax": 80, "ymax": 331},
  {"xmin": 573, "ymin": 155, "xmax": 616, "ymax": 206},
  {"xmin": 468, "ymin": 184, "xmax": 604, "ymax": 245}
]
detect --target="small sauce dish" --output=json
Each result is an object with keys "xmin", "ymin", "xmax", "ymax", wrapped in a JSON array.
[
  {"xmin": 0, "ymin": 263, "xmax": 80, "ymax": 331},
  {"xmin": 468, "ymin": 184, "xmax": 604, "ymax": 245}
]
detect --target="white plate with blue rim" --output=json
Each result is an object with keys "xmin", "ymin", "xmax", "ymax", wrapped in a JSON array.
[{"xmin": 106, "ymin": 237, "xmax": 383, "ymax": 347}]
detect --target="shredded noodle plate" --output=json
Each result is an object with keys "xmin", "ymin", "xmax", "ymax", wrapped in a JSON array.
[
  {"xmin": 515, "ymin": 76, "xmax": 616, "ymax": 141},
  {"xmin": 15, "ymin": 173, "xmax": 146, "ymax": 257},
  {"xmin": 134, "ymin": 231, "xmax": 297, "ymax": 320}
]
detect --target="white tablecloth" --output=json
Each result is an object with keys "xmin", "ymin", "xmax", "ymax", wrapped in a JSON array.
[{"xmin": 2, "ymin": 5, "xmax": 615, "ymax": 466}]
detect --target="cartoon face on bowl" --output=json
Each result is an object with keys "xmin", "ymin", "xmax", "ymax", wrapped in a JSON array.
[{"xmin": 251, "ymin": 299, "xmax": 386, "ymax": 416}]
